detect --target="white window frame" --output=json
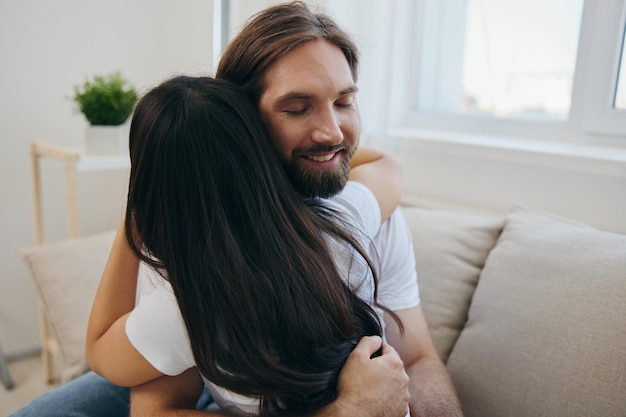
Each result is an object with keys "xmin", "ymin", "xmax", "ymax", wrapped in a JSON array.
[
  {"xmin": 581, "ymin": 0, "xmax": 626, "ymax": 136},
  {"xmin": 387, "ymin": 0, "xmax": 626, "ymax": 146}
]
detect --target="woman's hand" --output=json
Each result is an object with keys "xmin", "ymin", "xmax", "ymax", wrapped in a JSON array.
[{"xmin": 349, "ymin": 147, "xmax": 403, "ymax": 223}]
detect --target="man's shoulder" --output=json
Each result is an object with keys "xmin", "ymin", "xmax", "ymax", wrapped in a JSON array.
[{"xmin": 323, "ymin": 181, "xmax": 381, "ymax": 237}]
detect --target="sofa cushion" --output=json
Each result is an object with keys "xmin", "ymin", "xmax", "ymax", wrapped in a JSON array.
[
  {"xmin": 20, "ymin": 231, "xmax": 115, "ymax": 382},
  {"xmin": 402, "ymin": 207, "xmax": 503, "ymax": 362},
  {"xmin": 446, "ymin": 208, "xmax": 626, "ymax": 417}
]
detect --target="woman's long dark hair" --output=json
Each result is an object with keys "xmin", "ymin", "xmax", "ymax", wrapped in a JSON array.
[{"xmin": 125, "ymin": 76, "xmax": 383, "ymax": 415}]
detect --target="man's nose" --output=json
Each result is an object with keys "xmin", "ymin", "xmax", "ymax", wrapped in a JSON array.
[{"xmin": 311, "ymin": 108, "xmax": 343, "ymax": 145}]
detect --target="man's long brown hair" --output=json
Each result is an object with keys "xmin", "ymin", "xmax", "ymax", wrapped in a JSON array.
[
  {"xmin": 126, "ymin": 76, "xmax": 383, "ymax": 415},
  {"xmin": 217, "ymin": 1, "xmax": 359, "ymax": 104}
]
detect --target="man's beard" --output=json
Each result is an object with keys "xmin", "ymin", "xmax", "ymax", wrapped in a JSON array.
[{"xmin": 283, "ymin": 143, "xmax": 356, "ymax": 199}]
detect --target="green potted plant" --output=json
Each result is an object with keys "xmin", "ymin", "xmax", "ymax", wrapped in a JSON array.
[{"xmin": 73, "ymin": 72, "xmax": 138, "ymax": 156}]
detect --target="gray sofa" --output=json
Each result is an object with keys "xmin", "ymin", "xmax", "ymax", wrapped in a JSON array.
[{"xmin": 21, "ymin": 206, "xmax": 626, "ymax": 416}]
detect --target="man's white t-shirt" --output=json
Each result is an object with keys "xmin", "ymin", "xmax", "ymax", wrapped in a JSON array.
[{"xmin": 127, "ymin": 181, "xmax": 419, "ymax": 415}]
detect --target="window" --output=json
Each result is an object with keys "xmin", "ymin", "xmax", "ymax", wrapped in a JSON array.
[
  {"xmin": 415, "ymin": 0, "xmax": 583, "ymax": 120},
  {"xmin": 397, "ymin": 0, "xmax": 626, "ymax": 140},
  {"xmin": 462, "ymin": 0, "xmax": 582, "ymax": 120}
]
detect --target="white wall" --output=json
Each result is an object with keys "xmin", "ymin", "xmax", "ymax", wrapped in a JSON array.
[
  {"xmin": 0, "ymin": 0, "xmax": 215, "ymax": 354},
  {"xmin": 393, "ymin": 130, "xmax": 626, "ymax": 235}
]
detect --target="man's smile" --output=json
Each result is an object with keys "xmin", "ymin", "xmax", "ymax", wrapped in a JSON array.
[{"xmin": 305, "ymin": 151, "xmax": 340, "ymax": 163}]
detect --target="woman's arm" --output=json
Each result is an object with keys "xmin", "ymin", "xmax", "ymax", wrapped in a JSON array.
[
  {"xmin": 85, "ymin": 220, "xmax": 163, "ymax": 387},
  {"xmin": 130, "ymin": 368, "xmax": 209, "ymax": 417},
  {"xmin": 349, "ymin": 147, "xmax": 403, "ymax": 223},
  {"xmin": 129, "ymin": 337, "xmax": 410, "ymax": 417}
]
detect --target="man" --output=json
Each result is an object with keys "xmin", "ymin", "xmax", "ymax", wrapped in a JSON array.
[
  {"xmin": 11, "ymin": 3, "xmax": 462, "ymax": 417},
  {"xmin": 131, "ymin": 2, "xmax": 462, "ymax": 417}
]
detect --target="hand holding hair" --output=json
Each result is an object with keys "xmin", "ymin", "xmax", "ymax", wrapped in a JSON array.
[{"xmin": 331, "ymin": 336, "xmax": 410, "ymax": 417}]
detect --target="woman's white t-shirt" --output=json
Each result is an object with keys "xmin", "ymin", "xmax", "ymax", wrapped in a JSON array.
[{"xmin": 127, "ymin": 181, "xmax": 419, "ymax": 415}]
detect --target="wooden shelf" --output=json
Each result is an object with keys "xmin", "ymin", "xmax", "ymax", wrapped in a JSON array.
[{"xmin": 29, "ymin": 140, "xmax": 129, "ymax": 383}]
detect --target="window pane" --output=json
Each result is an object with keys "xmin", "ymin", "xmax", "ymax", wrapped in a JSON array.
[{"xmin": 417, "ymin": 0, "xmax": 584, "ymax": 120}]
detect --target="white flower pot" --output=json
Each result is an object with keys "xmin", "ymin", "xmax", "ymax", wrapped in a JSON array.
[{"xmin": 85, "ymin": 125, "xmax": 128, "ymax": 156}]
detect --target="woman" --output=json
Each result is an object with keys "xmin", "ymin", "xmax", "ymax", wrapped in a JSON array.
[{"xmin": 86, "ymin": 75, "xmax": 404, "ymax": 416}]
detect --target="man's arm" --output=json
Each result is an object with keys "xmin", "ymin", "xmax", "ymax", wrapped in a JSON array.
[
  {"xmin": 384, "ymin": 307, "xmax": 464, "ymax": 417},
  {"xmin": 130, "ymin": 336, "xmax": 410, "ymax": 417}
]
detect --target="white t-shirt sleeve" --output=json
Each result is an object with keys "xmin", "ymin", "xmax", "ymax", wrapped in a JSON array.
[
  {"xmin": 374, "ymin": 208, "xmax": 420, "ymax": 311},
  {"xmin": 126, "ymin": 283, "xmax": 195, "ymax": 376}
]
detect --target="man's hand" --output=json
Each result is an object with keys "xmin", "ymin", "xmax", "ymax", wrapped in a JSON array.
[{"xmin": 326, "ymin": 335, "xmax": 410, "ymax": 417}]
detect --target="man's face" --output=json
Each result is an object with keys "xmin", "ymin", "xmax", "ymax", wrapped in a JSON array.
[{"xmin": 258, "ymin": 39, "xmax": 360, "ymax": 198}]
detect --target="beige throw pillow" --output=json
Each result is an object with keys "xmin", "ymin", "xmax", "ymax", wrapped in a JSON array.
[
  {"xmin": 20, "ymin": 231, "xmax": 115, "ymax": 382},
  {"xmin": 402, "ymin": 207, "xmax": 503, "ymax": 362},
  {"xmin": 446, "ymin": 208, "xmax": 626, "ymax": 417}
]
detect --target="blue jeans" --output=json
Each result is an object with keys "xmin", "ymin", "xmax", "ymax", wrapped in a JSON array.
[{"xmin": 10, "ymin": 371, "xmax": 214, "ymax": 417}]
